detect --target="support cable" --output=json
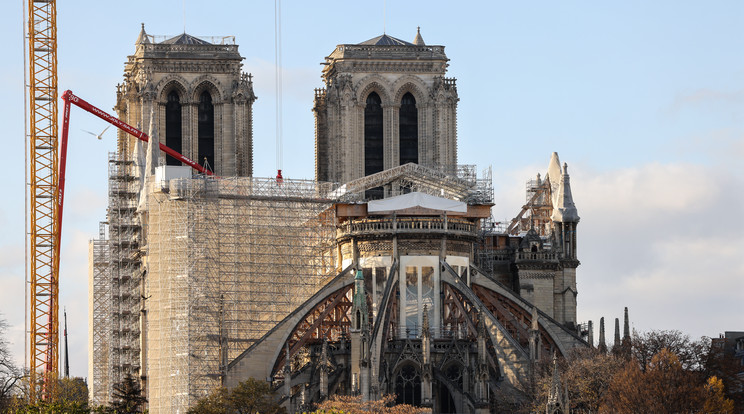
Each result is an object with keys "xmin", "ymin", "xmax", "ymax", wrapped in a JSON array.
[{"xmin": 274, "ymin": 0, "xmax": 283, "ymax": 177}]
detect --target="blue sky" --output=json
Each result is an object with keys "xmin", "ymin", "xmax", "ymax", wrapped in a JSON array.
[{"xmin": 1, "ymin": 1, "xmax": 742, "ymax": 379}]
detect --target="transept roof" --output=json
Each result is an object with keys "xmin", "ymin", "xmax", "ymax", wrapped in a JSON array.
[
  {"xmin": 358, "ymin": 34, "xmax": 414, "ymax": 46},
  {"xmin": 161, "ymin": 33, "xmax": 212, "ymax": 45}
]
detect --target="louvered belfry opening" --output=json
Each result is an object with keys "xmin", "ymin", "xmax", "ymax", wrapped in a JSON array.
[
  {"xmin": 399, "ymin": 92, "xmax": 418, "ymax": 165},
  {"xmin": 198, "ymin": 91, "xmax": 215, "ymax": 171},
  {"xmin": 165, "ymin": 90, "xmax": 182, "ymax": 166}
]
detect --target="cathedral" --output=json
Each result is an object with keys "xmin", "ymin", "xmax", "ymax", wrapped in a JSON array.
[{"xmin": 89, "ymin": 26, "xmax": 588, "ymax": 414}]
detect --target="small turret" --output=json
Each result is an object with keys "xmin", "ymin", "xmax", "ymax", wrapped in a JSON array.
[
  {"xmin": 547, "ymin": 152, "xmax": 562, "ymax": 201},
  {"xmin": 550, "ymin": 163, "xmax": 579, "ymax": 223},
  {"xmin": 612, "ymin": 318, "xmax": 621, "ymax": 355},
  {"xmin": 598, "ymin": 317, "xmax": 607, "ymax": 353},
  {"xmin": 623, "ymin": 307, "xmax": 630, "ymax": 340},
  {"xmin": 136, "ymin": 23, "xmax": 150, "ymax": 45},
  {"xmin": 546, "ymin": 353, "xmax": 566, "ymax": 414},
  {"xmin": 587, "ymin": 320, "xmax": 594, "ymax": 348},
  {"xmin": 621, "ymin": 307, "xmax": 632, "ymax": 357},
  {"xmin": 413, "ymin": 26, "xmax": 425, "ymax": 46},
  {"xmin": 351, "ymin": 269, "xmax": 368, "ymax": 331},
  {"xmin": 529, "ymin": 306, "xmax": 541, "ymax": 362}
]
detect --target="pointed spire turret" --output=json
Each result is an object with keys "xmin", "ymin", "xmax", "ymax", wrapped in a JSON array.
[
  {"xmin": 588, "ymin": 320, "xmax": 594, "ymax": 348},
  {"xmin": 413, "ymin": 26, "xmax": 425, "ymax": 46},
  {"xmin": 613, "ymin": 317, "xmax": 621, "ymax": 353},
  {"xmin": 623, "ymin": 307, "xmax": 630, "ymax": 340},
  {"xmin": 529, "ymin": 306, "xmax": 541, "ymax": 362},
  {"xmin": 319, "ymin": 338, "xmax": 330, "ymax": 397},
  {"xmin": 422, "ymin": 304, "xmax": 430, "ymax": 337},
  {"xmin": 621, "ymin": 307, "xmax": 632, "ymax": 357},
  {"xmin": 547, "ymin": 152, "xmax": 562, "ymax": 200},
  {"xmin": 145, "ymin": 106, "xmax": 159, "ymax": 177},
  {"xmin": 614, "ymin": 318, "xmax": 621, "ymax": 345},
  {"xmin": 136, "ymin": 23, "xmax": 150, "ymax": 45},
  {"xmin": 551, "ymin": 162, "xmax": 579, "ymax": 222},
  {"xmin": 351, "ymin": 269, "xmax": 368, "ymax": 332},
  {"xmin": 598, "ymin": 317, "xmax": 607, "ymax": 353},
  {"xmin": 546, "ymin": 353, "xmax": 565, "ymax": 413}
]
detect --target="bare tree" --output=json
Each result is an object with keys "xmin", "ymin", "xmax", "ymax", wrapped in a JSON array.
[
  {"xmin": 632, "ymin": 329, "xmax": 709, "ymax": 372},
  {"xmin": 0, "ymin": 314, "xmax": 22, "ymax": 410}
]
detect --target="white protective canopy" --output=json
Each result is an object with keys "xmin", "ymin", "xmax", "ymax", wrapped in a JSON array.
[{"xmin": 367, "ymin": 192, "xmax": 467, "ymax": 214}]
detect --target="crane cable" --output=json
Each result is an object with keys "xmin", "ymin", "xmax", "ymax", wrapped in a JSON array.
[{"xmin": 274, "ymin": 0, "xmax": 283, "ymax": 180}]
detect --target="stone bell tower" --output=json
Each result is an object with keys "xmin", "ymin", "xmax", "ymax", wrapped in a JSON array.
[
  {"xmin": 313, "ymin": 28, "xmax": 459, "ymax": 184},
  {"xmin": 115, "ymin": 24, "xmax": 257, "ymax": 176}
]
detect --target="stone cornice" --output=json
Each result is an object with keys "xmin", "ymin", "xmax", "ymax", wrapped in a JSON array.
[{"xmin": 132, "ymin": 60, "xmax": 241, "ymax": 75}]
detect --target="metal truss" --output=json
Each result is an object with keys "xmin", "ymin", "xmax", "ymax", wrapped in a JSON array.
[{"xmin": 332, "ymin": 163, "xmax": 493, "ymax": 204}]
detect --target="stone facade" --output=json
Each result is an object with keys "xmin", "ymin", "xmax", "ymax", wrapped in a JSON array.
[
  {"xmin": 92, "ymin": 27, "xmax": 588, "ymax": 414},
  {"xmin": 115, "ymin": 25, "xmax": 256, "ymax": 176},
  {"xmin": 314, "ymin": 31, "xmax": 459, "ymax": 185},
  {"xmin": 228, "ymin": 191, "xmax": 587, "ymax": 413}
]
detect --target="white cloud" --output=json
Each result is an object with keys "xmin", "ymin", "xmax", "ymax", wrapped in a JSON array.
[{"xmin": 572, "ymin": 160, "xmax": 744, "ymax": 340}]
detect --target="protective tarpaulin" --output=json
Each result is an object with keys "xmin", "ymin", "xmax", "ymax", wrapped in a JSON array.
[{"xmin": 367, "ymin": 192, "xmax": 467, "ymax": 214}]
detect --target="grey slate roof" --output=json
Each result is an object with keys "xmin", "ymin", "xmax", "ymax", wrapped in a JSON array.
[
  {"xmin": 358, "ymin": 34, "xmax": 414, "ymax": 46},
  {"xmin": 161, "ymin": 33, "xmax": 212, "ymax": 45}
]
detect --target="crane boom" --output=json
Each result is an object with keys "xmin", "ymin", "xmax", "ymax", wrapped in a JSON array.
[{"xmin": 61, "ymin": 90, "xmax": 213, "ymax": 175}]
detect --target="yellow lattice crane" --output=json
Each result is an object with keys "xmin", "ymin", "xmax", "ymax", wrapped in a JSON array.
[{"xmin": 26, "ymin": 0, "xmax": 59, "ymax": 401}]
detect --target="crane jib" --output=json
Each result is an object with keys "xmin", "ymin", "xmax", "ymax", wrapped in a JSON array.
[{"xmin": 61, "ymin": 90, "xmax": 212, "ymax": 175}]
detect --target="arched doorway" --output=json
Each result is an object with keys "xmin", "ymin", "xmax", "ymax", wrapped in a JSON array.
[{"xmin": 437, "ymin": 363, "xmax": 463, "ymax": 413}]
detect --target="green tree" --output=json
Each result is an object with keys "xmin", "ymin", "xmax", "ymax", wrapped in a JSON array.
[
  {"xmin": 57, "ymin": 377, "xmax": 89, "ymax": 406},
  {"xmin": 229, "ymin": 378, "xmax": 285, "ymax": 414},
  {"xmin": 9, "ymin": 399, "xmax": 90, "ymax": 414},
  {"xmin": 187, "ymin": 386, "xmax": 228, "ymax": 414},
  {"xmin": 111, "ymin": 374, "xmax": 146, "ymax": 414},
  {"xmin": 188, "ymin": 378, "xmax": 285, "ymax": 414}
]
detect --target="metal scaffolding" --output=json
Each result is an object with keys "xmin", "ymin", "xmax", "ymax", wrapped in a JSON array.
[
  {"xmin": 333, "ymin": 163, "xmax": 493, "ymax": 204},
  {"xmin": 142, "ymin": 175, "xmax": 338, "ymax": 412},
  {"xmin": 90, "ymin": 160, "xmax": 494, "ymax": 412},
  {"xmin": 88, "ymin": 223, "xmax": 110, "ymax": 406},
  {"xmin": 89, "ymin": 152, "xmax": 143, "ymax": 406}
]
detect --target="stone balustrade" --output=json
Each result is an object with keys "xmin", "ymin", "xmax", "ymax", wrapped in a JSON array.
[
  {"xmin": 338, "ymin": 216, "xmax": 476, "ymax": 239},
  {"xmin": 515, "ymin": 251, "xmax": 558, "ymax": 262}
]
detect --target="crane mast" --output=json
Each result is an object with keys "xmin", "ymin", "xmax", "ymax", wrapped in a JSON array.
[
  {"xmin": 26, "ymin": 0, "xmax": 59, "ymax": 401},
  {"xmin": 25, "ymin": 0, "xmax": 211, "ymax": 397}
]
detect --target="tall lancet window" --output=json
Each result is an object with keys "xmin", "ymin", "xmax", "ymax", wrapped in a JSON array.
[
  {"xmin": 364, "ymin": 92, "xmax": 384, "ymax": 176},
  {"xmin": 165, "ymin": 90, "xmax": 182, "ymax": 166},
  {"xmin": 198, "ymin": 91, "xmax": 215, "ymax": 172},
  {"xmin": 399, "ymin": 92, "xmax": 418, "ymax": 165},
  {"xmin": 364, "ymin": 92, "xmax": 384, "ymax": 198}
]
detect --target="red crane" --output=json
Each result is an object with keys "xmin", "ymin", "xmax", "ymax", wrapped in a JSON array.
[
  {"xmin": 57, "ymin": 90, "xmax": 213, "ymax": 263},
  {"xmin": 50, "ymin": 93, "xmax": 212, "ymax": 394}
]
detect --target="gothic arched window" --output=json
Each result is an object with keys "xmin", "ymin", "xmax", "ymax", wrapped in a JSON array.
[
  {"xmin": 165, "ymin": 90, "xmax": 182, "ymax": 166},
  {"xmin": 364, "ymin": 92, "xmax": 384, "ymax": 176},
  {"xmin": 399, "ymin": 92, "xmax": 418, "ymax": 165},
  {"xmin": 198, "ymin": 90, "xmax": 215, "ymax": 172},
  {"xmin": 395, "ymin": 364, "xmax": 421, "ymax": 406},
  {"xmin": 364, "ymin": 92, "xmax": 384, "ymax": 199}
]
